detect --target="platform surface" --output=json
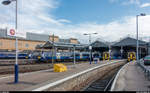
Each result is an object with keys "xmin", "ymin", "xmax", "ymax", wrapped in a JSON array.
[
  {"xmin": 0, "ymin": 60, "xmax": 121, "ymax": 91},
  {"xmin": 113, "ymin": 61, "xmax": 150, "ymax": 91}
]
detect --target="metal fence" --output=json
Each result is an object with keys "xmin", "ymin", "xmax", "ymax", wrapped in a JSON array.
[{"xmin": 137, "ymin": 59, "xmax": 150, "ymax": 80}]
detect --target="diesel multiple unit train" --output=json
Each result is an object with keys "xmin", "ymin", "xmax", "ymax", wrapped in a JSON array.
[
  {"xmin": 31, "ymin": 51, "xmax": 102, "ymax": 62},
  {"xmin": 0, "ymin": 52, "xmax": 29, "ymax": 59},
  {"xmin": 0, "ymin": 51, "xmax": 138, "ymax": 63},
  {"xmin": 0, "ymin": 51, "xmax": 102, "ymax": 62}
]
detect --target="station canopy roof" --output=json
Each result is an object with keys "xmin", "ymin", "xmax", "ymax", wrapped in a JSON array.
[
  {"xmin": 90, "ymin": 40, "xmax": 109, "ymax": 48},
  {"xmin": 112, "ymin": 37, "xmax": 147, "ymax": 47},
  {"xmin": 41, "ymin": 41, "xmax": 88, "ymax": 49}
]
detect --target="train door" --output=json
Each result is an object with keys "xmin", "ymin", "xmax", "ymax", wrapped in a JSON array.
[
  {"xmin": 56, "ymin": 53, "xmax": 61, "ymax": 62},
  {"xmin": 80, "ymin": 53, "xmax": 83, "ymax": 60}
]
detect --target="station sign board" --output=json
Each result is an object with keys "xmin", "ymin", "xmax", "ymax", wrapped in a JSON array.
[{"xmin": 7, "ymin": 28, "xmax": 16, "ymax": 36}]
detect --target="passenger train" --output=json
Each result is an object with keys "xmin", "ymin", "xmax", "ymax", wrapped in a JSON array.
[
  {"xmin": 0, "ymin": 52, "xmax": 29, "ymax": 59},
  {"xmin": 0, "ymin": 51, "xmax": 102, "ymax": 63},
  {"xmin": 31, "ymin": 51, "xmax": 102, "ymax": 62}
]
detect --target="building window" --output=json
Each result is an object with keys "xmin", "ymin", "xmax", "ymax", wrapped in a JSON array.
[
  {"xmin": 25, "ymin": 43, "xmax": 29, "ymax": 48},
  {"xmin": 0, "ymin": 42, "xmax": 2, "ymax": 46}
]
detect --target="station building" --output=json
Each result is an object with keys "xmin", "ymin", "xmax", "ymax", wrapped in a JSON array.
[
  {"xmin": 40, "ymin": 41, "xmax": 88, "ymax": 53},
  {"xmin": 88, "ymin": 40, "xmax": 110, "ymax": 55},
  {"xmin": 1, "ymin": 28, "xmax": 150, "ymax": 59},
  {"xmin": 0, "ymin": 28, "xmax": 80, "ymax": 52},
  {"xmin": 111, "ymin": 37, "xmax": 148, "ymax": 59}
]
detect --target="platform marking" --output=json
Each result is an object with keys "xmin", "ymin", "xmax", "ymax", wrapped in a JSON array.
[{"xmin": 32, "ymin": 60, "xmax": 124, "ymax": 91}]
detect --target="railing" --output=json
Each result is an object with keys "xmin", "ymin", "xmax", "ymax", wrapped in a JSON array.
[{"xmin": 137, "ymin": 59, "xmax": 150, "ymax": 80}]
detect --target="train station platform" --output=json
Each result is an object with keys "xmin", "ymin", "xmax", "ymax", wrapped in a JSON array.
[
  {"xmin": 0, "ymin": 60, "xmax": 124, "ymax": 91},
  {"xmin": 111, "ymin": 61, "xmax": 150, "ymax": 91}
]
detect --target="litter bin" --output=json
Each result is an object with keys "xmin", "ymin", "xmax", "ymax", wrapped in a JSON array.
[{"xmin": 54, "ymin": 64, "xmax": 67, "ymax": 72}]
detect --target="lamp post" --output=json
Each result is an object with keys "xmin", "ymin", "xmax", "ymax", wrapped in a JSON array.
[
  {"xmin": 84, "ymin": 33, "xmax": 98, "ymax": 64},
  {"xmin": 52, "ymin": 34, "xmax": 55, "ymax": 64},
  {"xmin": 136, "ymin": 13, "xmax": 146, "ymax": 63},
  {"xmin": 73, "ymin": 45, "xmax": 76, "ymax": 66},
  {"xmin": 120, "ymin": 46, "xmax": 123, "ymax": 59},
  {"xmin": 109, "ymin": 44, "xmax": 111, "ymax": 60},
  {"xmin": 2, "ymin": 0, "xmax": 18, "ymax": 83}
]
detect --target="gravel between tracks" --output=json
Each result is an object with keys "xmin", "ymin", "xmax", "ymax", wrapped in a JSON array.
[{"xmin": 0, "ymin": 61, "xmax": 89, "ymax": 75}]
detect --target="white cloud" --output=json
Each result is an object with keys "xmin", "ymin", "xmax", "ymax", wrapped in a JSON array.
[
  {"xmin": 0, "ymin": 0, "xmax": 150, "ymax": 44},
  {"xmin": 140, "ymin": 3, "xmax": 150, "ymax": 8},
  {"xmin": 0, "ymin": 0, "xmax": 70, "ymax": 31},
  {"xmin": 35, "ymin": 15, "xmax": 149, "ymax": 44},
  {"xmin": 109, "ymin": 0, "xmax": 140, "ymax": 5},
  {"xmin": 1, "ymin": 14, "xmax": 150, "ymax": 44}
]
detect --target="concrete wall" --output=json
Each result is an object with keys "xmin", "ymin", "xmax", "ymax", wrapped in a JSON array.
[{"xmin": 43, "ymin": 61, "xmax": 125, "ymax": 91}]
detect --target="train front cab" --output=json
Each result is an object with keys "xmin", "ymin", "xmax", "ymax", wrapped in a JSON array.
[
  {"xmin": 127, "ymin": 52, "xmax": 136, "ymax": 62},
  {"xmin": 103, "ymin": 52, "xmax": 110, "ymax": 61}
]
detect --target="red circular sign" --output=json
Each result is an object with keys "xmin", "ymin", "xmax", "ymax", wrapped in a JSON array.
[{"xmin": 10, "ymin": 29, "xmax": 15, "ymax": 35}]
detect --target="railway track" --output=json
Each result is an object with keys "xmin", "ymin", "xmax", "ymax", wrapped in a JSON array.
[
  {"xmin": 83, "ymin": 65, "xmax": 122, "ymax": 91},
  {"xmin": 0, "ymin": 59, "xmax": 90, "ymax": 66},
  {"xmin": 0, "ymin": 59, "xmax": 36, "ymax": 66},
  {"xmin": 0, "ymin": 61, "xmax": 89, "ymax": 75}
]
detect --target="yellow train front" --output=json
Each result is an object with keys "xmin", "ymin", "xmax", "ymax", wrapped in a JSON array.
[
  {"xmin": 103, "ymin": 52, "xmax": 110, "ymax": 61},
  {"xmin": 127, "ymin": 52, "xmax": 136, "ymax": 62}
]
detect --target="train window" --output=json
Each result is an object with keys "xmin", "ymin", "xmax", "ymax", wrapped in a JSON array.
[
  {"xmin": 75, "ymin": 54, "xmax": 80, "ymax": 56},
  {"xmin": 25, "ymin": 43, "xmax": 29, "ymax": 48},
  {"xmin": 47, "ymin": 52, "xmax": 50, "ymax": 55},
  {"xmin": 83, "ymin": 54, "xmax": 89, "ymax": 56},
  {"xmin": 93, "ymin": 54, "xmax": 99, "ymax": 56},
  {"xmin": 32, "ymin": 52, "xmax": 40, "ymax": 56},
  {"xmin": 70, "ymin": 53, "xmax": 74, "ymax": 57}
]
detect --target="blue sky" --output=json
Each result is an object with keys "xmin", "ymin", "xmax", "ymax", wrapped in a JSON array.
[
  {"xmin": 54, "ymin": 0, "xmax": 150, "ymax": 24},
  {"xmin": 54, "ymin": 0, "xmax": 133, "ymax": 24},
  {"xmin": 0, "ymin": 0, "xmax": 150, "ymax": 43}
]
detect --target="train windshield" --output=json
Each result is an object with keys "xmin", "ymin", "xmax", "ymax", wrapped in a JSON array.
[
  {"xmin": 93, "ymin": 53, "xmax": 99, "ymax": 57},
  {"xmin": 82, "ymin": 54, "xmax": 89, "ymax": 56},
  {"xmin": 75, "ymin": 54, "xmax": 80, "ymax": 56},
  {"xmin": 32, "ymin": 52, "xmax": 41, "ymax": 56}
]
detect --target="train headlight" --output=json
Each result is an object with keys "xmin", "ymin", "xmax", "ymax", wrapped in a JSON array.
[{"xmin": 38, "ymin": 56, "xmax": 41, "ymax": 59}]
